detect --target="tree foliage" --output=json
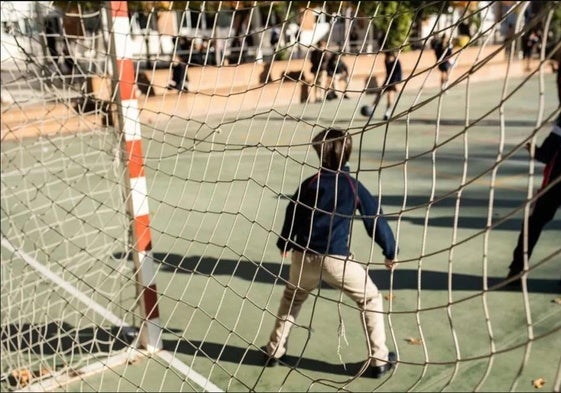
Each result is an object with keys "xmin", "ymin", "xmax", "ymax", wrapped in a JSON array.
[
  {"xmin": 46, "ymin": 0, "xmax": 561, "ymax": 57},
  {"xmin": 359, "ymin": 1, "xmax": 414, "ymax": 50}
]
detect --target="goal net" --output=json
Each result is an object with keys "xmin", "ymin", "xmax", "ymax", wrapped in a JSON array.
[{"xmin": 1, "ymin": 1, "xmax": 560, "ymax": 392}]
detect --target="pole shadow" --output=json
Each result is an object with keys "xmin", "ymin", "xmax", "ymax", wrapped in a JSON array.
[
  {"xmin": 1, "ymin": 321, "xmax": 138, "ymax": 387},
  {"xmin": 1, "ymin": 321, "xmax": 137, "ymax": 355},
  {"xmin": 391, "ymin": 118, "xmax": 537, "ymax": 127},
  {"xmin": 374, "ymin": 268, "xmax": 560, "ymax": 294},
  {"xmin": 163, "ymin": 339, "xmax": 371, "ymax": 378}
]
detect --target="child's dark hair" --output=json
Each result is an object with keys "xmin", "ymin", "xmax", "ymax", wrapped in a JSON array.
[{"xmin": 312, "ymin": 128, "xmax": 352, "ymax": 170}]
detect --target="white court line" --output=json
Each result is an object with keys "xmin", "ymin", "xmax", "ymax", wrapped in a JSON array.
[
  {"xmin": 0, "ymin": 148, "xmax": 311, "ymax": 178},
  {"xmin": 157, "ymin": 351, "xmax": 223, "ymax": 392},
  {"xmin": 1, "ymin": 236, "xmax": 222, "ymax": 393},
  {"xmin": 1, "ymin": 236, "xmax": 128, "ymax": 328},
  {"xmin": 1, "ymin": 160, "xmax": 111, "ymax": 178},
  {"xmin": 18, "ymin": 348, "xmax": 137, "ymax": 392}
]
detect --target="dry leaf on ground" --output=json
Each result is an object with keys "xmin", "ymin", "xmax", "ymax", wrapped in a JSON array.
[
  {"xmin": 532, "ymin": 378, "xmax": 546, "ymax": 389},
  {"xmin": 12, "ymin": 368, "xmax": 32, "ymax": 386},
  {"xmin": 405, "ymin": 337, "xmax": 423, "ymax": 345}
]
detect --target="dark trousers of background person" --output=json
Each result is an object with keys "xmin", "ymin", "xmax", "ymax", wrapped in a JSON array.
[
  {"xmin": 171, "ymin": 63, "xmax": 188, "ymax": 91},
  {"xmin": 557, "ymin": 65, "xmax": 561, "ymax": 106},
  {"xmin": 509, "ymin": 178, "xmax": 561, "ymax": 274}
]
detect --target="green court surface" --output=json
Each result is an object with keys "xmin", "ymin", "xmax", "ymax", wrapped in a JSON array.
[
  {"xmin": 3, "ymin": 74, "xmax": 560, "ymax": 392},
  {"xmin": 138, "ymin": 73, "xmax": 560, "ymax": 392}
]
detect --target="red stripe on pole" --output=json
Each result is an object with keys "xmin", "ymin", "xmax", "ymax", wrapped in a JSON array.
[
  {"xmin": 126, "ymin": 140, "xmax": 145, "ymax": 179},
  {"xmin": 111, "ymin": 1, "xmax": 128, "ymax": 18},
  {"xmin": 144, "ymin": 284, "xmax": 160, "ymax": 319},
  {"xmin": 116, "ymin": 59, "xmax": 136, "ymax": 100},
  {"xmin": 134, "ymin": 214, "xmax": 152, "ymax": 252}
]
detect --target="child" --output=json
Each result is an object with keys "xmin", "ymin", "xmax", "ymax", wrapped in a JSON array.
[
  {"xmin": 507, "ymin": 114, "xmax": 561, "ymax": 287},
  {"xmin": 168, "ymin": 36, "xmax": 190, "ymax": 92},
  {"xmin": 262, "ymin": 128, "xmax": 398, "ymax": 378},
  {"xmin": 309, "ymin": 40, "xmax": 331, "ymax": 102},
  {"xmin": 522, "ymin": 29, "xmax": 539, "ymax": 72},
  {"xmin": 326, "ymin": 53, "xmax": 350, "ymax": 100},
  {"xmin": 432, "ymin": 34, "xmax": 453, "ymax": 90},
  {"xmin": 362, "ymin": 51, "xmax": 402, "ymax": 121}
]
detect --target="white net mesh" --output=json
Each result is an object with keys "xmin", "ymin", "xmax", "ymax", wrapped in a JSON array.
[{"xmin": 1, "ymin": 1, "xmax": 560, "ymax": 392}]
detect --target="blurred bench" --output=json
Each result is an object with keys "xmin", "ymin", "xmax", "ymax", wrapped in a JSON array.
[
  {"xmin": 85, "ymin": 44, "xmax": 531, "ymax": 122},
  {"xmin": 128, "ymin": 44, "xmax": 509, "ymax": 99}
]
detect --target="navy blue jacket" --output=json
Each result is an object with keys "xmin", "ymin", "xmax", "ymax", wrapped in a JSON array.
[{"xmin": 277, "ymin": 167, "xmax": 397, "ymax": 260}]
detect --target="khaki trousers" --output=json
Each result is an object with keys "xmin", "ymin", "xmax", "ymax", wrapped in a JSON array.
[{"xmin": 266, "ymin": 250, "xmax": 390, "ymax": 366}]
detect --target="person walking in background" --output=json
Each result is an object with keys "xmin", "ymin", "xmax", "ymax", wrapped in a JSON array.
[
  {"xmin": 361, "ymin": 51, "xmax": 402, "ymax": 121},
  {"xmin": 506, "ymin": 113, "xmax": 561, "ymax": 287},
  {"xmin": 262, "ymin": 128, "xmax": 398, "ymax": 378},
  {"xmin": 326, "ymin": 53, "xmax": 350, "ymax": 100},
  {"xmin": 309, "ymin": 40, "xmax": 331, "ymax": 103},
  {"xmin": 189, "ymin": 38, "xmax": 206, "ymax": 66},
  {"xmin": 168, "ymin": 36, "xmax": 190, "ymax": 92},
  {"xmin": 431, "ymin": 34, "xmax": 453, "ymax": 90},
  {"xmin": 45, "ymin": 13, "xmax": 74, "ymax": 74},
  {"xmin": 522, "ymin": 28, "xmax": 540, "ymax": 71},
  {"xmin": 503, "ymin": 20, "xmax": 516, "ymax": 60}
]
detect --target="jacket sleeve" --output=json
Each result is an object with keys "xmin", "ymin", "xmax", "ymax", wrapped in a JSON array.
[
  {"xmin": 356, "ymin": 182, "xmax": 397, "ymax": 260},
  {"xmin": 534, "ymin": 131, "xmax": 561, "ymax": 164},
  {"xmin": 276, "ymin": 190, "xmax": 297, "ymax": 252},
  {"xmin": 276, "ymin": 182, "xmax": 309, "ymax": 252}
]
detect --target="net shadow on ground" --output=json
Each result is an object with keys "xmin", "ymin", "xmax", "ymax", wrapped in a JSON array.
[
  {"xmin": 261, "ymin": 115, "xmax": 538, "ymax": 128},
  {"xmin": 390, "ymin": 118, "xmax": 538, "ymax": 127},
  {"xmin": 1, "ymin": 322, "xmax": 136, "ymax": 355},
  {"xmin": 378, "ymin": 194, "xmax": 537, "ymax": 209},
  {"xmin": 277, "ymin": 194, "xmax": 561, "ymax": 231},
  {"xmin": 279, "ymin": 194, "xmax": 538, "ymax": 211},
  {"xmin": 395, "ymin": 215, "xmax": 561, "ymax": 230},
  {"xmin": 137, "ymin": 253, "xmax": 560, "ymax": 294}
]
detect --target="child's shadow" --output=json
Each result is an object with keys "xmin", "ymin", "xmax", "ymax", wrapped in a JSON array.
[{"xmin": 165, "ymin": 338, "xmax": 375, "ymax": 377}]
